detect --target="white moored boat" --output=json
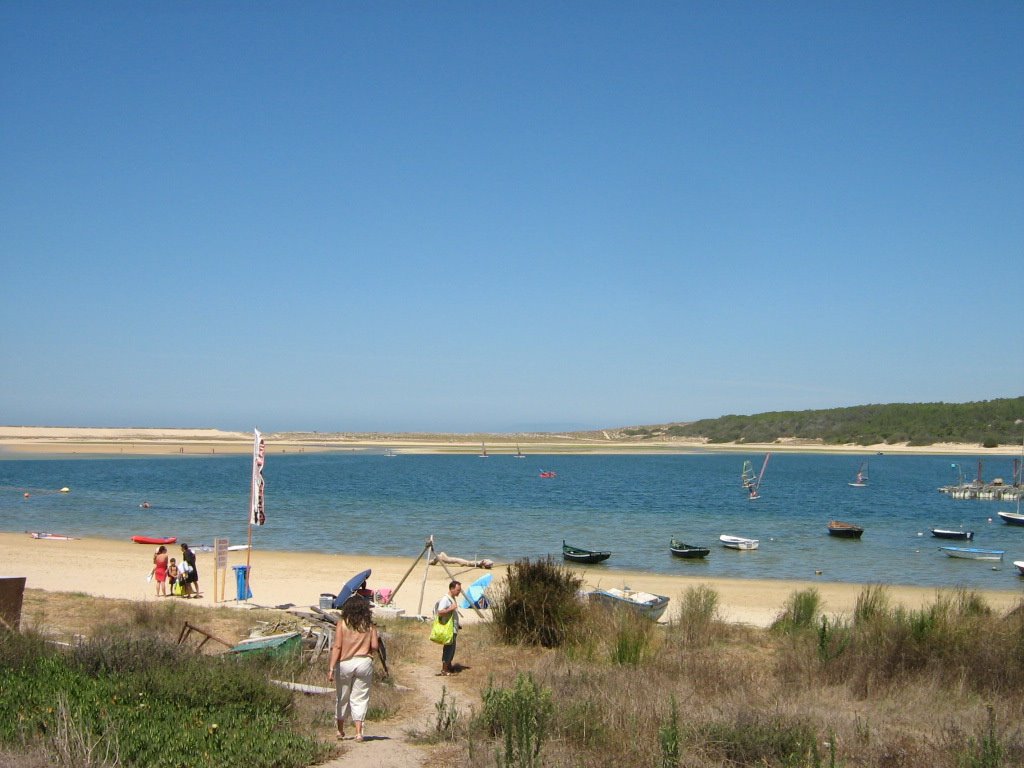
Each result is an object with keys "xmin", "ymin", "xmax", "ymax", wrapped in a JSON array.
[
  {"xmin": 938, "ymin": 546, "xmax": 1004, "ymax": 562},
  {"xmin": 720, "ymin": 534, "xmax": 759, "ymax": 551}
]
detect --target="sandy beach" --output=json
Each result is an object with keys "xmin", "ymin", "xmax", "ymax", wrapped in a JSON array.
[
  {"xmin": 1, "ymin": 425, "xmax": 1020, "ymax": 457},
  {"xmin": 4, "ymin": 532, "xmax": 1021, "ymax": 628}
]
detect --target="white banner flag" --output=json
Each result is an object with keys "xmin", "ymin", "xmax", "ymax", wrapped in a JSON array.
[{"xmin": 250, "ymin": 429, "xmax": 266, "ymax": 526}]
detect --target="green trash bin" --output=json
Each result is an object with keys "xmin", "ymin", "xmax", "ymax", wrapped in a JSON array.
[{"xmin": 233, "ymin": 565, "xmax": 253, "ymax": 600}]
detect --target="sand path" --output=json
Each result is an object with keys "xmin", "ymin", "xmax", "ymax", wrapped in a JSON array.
[{"xmin": 318, "ymin": 633, "xmax": 458, "ymax": 768}]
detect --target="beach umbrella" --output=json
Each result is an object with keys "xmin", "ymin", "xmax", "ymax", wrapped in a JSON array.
[
  {"xmin": 332, "ymin": 568, "xmax": 372, "ymax": 609},
  {"xmin": 459, "ymin": 572, "xmax": 493, "ymax": 609}
]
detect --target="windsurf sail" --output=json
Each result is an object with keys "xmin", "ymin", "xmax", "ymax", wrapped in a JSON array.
[{"xmin": 744, "ymin": 454, "xmax": 771, "ymax": 499}]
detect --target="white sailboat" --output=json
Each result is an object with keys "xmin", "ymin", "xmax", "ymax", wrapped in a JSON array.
[
  {"xmin": 514, "ymin": 443, "xmax": 525, "ymax": 459},
  {"xmin": 479, "ymin": 442, "xmax": 489, "ymax": 458}
]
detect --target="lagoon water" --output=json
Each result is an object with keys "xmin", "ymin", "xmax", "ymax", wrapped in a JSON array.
[{"xmin": 2, "ymin": 451, "xmax": 1023, "ymax": 591}]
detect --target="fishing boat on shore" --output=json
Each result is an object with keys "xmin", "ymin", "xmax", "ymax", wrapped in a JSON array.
[
  {"xmin": 669, "ymin": 539, "xmax": 710, "ymax": 559},
  {"xmin": 827, "ymin": 520, "xmax": 864, "ymax": 539},
  {"xmin": 562, "ymin": 540, "xmax": 611, "ymax": 564},
  {"xmin": 848, "ymin": 461, "xmax": 869, "ymax": 487},
  {"xmin": 938, "ymin": 546, "xmax": 1004, "ymax": 561},
  {"xmin": 586, "ymin": 587, "xmax": 670, "ymax": 621},
  {"xmin": 930, "ymin": 528, "xmax": 974, "ymax": 541},
  {"xmin": 720, "ymin": 534, "xmax": 758, "ymax": 551}
]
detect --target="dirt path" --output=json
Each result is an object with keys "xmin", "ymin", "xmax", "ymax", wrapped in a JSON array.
[{"xmin": 315, "ymin": 637, "xmax": 467, "ymax": 768}]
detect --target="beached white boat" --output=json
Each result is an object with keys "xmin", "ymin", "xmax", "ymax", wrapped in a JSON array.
[
  {"xmin": 720, "ymin": 534, "xmax": 759, "ymax": 550},
  {"xmin": 938, "ymin": 546, "xmax": 1004, "ymax": 562},
  {"xmin": 586, "ymin": 587, "xmax": 670, "ymax": 621},
  {"xmin": 1015, "ymin": 561, "xmax": 1024, "ymax": 576}
]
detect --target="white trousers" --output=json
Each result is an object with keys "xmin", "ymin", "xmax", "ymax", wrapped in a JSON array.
[{"xmin": 334, "ymin": 656, "xmax": 373, "ymax": 723}]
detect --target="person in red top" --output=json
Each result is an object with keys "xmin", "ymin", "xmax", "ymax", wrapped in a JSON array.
[
  {"xmin": 152, "ymin": 545, "xmax": 169, "ymax": 597},
  {"xmin": 327, "ymin": 597, "xmax": 379, "ymax": 742}
]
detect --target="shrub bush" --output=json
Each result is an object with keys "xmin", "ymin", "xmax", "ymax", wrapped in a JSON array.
[{"xmin": 491, "ymin": 557, "xmax": 584, "ymax": 647}]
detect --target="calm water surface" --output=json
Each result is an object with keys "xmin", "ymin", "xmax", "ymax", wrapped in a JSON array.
[{"xmin": 2, "ymin": 451, "xmax": 1022, "ymax": 591}]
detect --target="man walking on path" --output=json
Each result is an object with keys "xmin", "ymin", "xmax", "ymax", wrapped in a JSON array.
[{"xmin": 436, "ymin": 580, "xmax": 462, "ymax": 675}]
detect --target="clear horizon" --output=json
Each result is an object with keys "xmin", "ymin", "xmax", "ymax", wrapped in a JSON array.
[{"xmin": 3, "ymin": 4, "xmax": 1022, "ymax": 433}]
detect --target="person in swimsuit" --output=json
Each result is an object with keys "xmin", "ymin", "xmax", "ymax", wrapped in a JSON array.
[{"xmin": 152, "ymin": 545, "xmax": 169, "ymax": 597}]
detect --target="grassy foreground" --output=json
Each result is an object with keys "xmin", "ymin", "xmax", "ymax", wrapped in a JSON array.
[
  {"xmin": 3, "ymin": 573, "xmax": 1024, "ymax": 768},
  {"xmin": 430, "ymin": 560, "xmax": 1024, "ymax": 768},
  {"xmin": 0, "ymin": 595, "xmax": 412, "ymax": 768}
]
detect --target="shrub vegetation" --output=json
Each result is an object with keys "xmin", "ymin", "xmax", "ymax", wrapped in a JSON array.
[{"xmin": 629, "ymin": 396, "xmax": 1024, "ymax": 446}]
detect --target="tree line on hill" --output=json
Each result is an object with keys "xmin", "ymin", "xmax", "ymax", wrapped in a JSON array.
[{"xmin": 621, "ymin": 397, "xmax": 1024, "ymax": 447}]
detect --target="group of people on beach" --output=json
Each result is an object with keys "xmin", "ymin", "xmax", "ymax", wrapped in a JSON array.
[
  {"xmin": 326, "ymin": 579, "xmax": 463, "ymax": 742},
  {"xmin": 150, "ymin": 543, "xmax": 199, "ymax": 598}
]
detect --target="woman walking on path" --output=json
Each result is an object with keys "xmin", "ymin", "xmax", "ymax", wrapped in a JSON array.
[
  {"xmin": 152, "ymin": 545, "xmax": 169, "ymax": 597},
  {"xmin": 327, "ymin": 597, "xmax": 379, "ymax": 742}
]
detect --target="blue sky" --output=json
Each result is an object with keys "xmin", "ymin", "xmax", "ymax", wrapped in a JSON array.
[{"xmin": 2, "ymin": 3, "xmax": 1022, "ymax": 433}]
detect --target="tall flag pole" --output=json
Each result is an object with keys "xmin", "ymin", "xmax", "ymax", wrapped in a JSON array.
[{"xmin": 245, "ymin": 428, "xmax": 265, "ymax": 597}]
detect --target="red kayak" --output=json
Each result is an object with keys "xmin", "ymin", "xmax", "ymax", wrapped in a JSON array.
[{"xmin": 131, "ymin": 535, "xmax": 177, "ymax": 545}]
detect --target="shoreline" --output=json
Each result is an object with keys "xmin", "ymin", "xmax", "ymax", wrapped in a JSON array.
[
  {"xmin": 3, "ymin": 532, "xmax": 1021, "ymax": 628},
  {"xmin": 1, "ymin": 425, "xmax": 1019, "ymax": 457}
]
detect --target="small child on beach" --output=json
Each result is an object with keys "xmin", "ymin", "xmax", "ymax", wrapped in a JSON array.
[{"xmin": 167, "ymin": 559, "xmax": 182, "ymax": 597}]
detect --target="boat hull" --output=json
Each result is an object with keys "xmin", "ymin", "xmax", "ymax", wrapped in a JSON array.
[
  {"xmin": 930, "ymin": 529, "xmax": 974, "ymax": 541},
  {"xmin": 720, "ymin": 535, "xmax": 758, "ymax": 550},
  {"xmin": 827, "ymin": 521, "xmax": 864, "ymax": 539},
  {"xmin": 997, "ymin": 511, "xmax": 1024, "ymax": 526},
  {"xmin": 938, "ymin": 546, "xmax": 1004, "ymax": 561},
  {"xmin": 586, "ymin": 588, "xmax": 670, "ymax": 621},
  {"xmin": 1015, "ymin": 561, "xmax": 1024, "ymax": 576},
  {"xmin": 669, "ymin": 541, "xmax": 710, "ymax": 559},
  {"xmin": 563, "ymin": 551, "xmax": 611, "ymax": 564},
  {"xmin": 562, "ymin": 541, "xmax": 611, "ymax": 564},
  {"xmin": 131, "ymin": 535, "xmax": 177, "ymax": 545}
]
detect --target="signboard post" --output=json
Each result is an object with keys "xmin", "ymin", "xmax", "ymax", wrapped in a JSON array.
[{"xmin": 214, "ymin": 538, "xmax": 229, "ymax": 603}]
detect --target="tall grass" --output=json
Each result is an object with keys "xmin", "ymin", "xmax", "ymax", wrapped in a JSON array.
[
  {"xmin": 458, "ymin": 587, "xmax": 1024, "ymax": 768},
  {"xmin": 479, "ymin": 673, "xmax": 554, "ymax": 768},
  {"xmin": 772, "ymin": 589, "xmax": 823, "ymax": 634},
  {"xmin": 671, "ymin": 584, "xmax": 721, "ymax": 646}
]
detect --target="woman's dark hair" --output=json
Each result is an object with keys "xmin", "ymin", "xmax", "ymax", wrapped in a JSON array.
[{"xmin": 340, "ymin": 596, "xmax": 373, "ymax": 632}]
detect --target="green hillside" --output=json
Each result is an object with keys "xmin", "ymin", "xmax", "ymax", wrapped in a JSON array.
[{"xmin": 624, "ymin": 397, "xmax": 1024, "ymax": 447}]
